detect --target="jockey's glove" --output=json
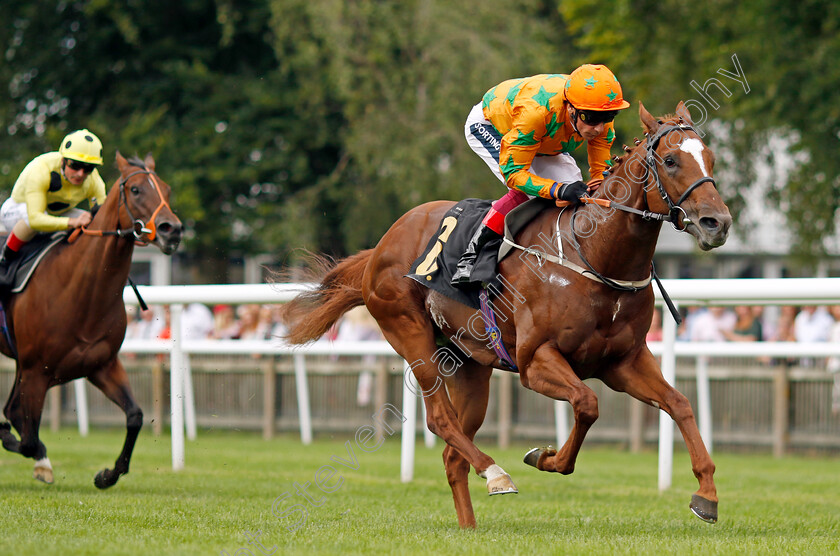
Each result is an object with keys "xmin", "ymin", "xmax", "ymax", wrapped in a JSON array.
[{"xmin": 553, "ymin": 180, "xmax": 588, "ymax": 204}]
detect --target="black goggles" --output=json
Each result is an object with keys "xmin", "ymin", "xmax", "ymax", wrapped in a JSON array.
[
  {"xmin": 66, "ymin": 159, "xmax": 96, "ymax": 173},
  {"xmin": 576, "ymin": 109, "xmax": 618, "ymax": 125}
]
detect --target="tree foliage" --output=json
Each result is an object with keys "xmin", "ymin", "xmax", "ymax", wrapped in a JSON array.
[{"xmin": 1, "ymin": 0, "xmax": 838, "ymax": 277}]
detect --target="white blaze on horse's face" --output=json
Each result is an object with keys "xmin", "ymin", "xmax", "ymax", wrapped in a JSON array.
[{"xmin": 679, "ymin": 138, "xmax": 709, "ymax": 177}]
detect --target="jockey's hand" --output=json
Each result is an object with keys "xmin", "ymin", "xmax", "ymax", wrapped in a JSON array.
[
  {"xmin": 555, "ymin": 180, "xmax": 588, "ymax": 204},
  {"xmin": 68, "ymin": 212, "xmax": 92, "ymax": 229}
]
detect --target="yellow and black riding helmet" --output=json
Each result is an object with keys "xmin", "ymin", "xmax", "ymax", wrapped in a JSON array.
[{"xmin": 59, "ymin": 129, "xmax": 104, "ymax": 166}]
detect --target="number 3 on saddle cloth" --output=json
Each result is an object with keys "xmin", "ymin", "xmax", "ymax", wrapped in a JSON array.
[
  {"xmin": 0, "ymin": 231, "xmax": 69, "ymax": 354},
  {"xmin": 406, "ymin": 198, "xmax": 549, "ymax": 371}
]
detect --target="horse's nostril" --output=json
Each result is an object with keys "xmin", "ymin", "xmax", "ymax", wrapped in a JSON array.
[
  {"xmin": 700, "ymin": 217, "xmax": 720, "ymax": 232},
  {"xmin": 156, "ymin": 222, "xmax": 182, "ymax": 239}
]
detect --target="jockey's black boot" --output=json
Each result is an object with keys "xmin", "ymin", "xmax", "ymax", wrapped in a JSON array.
[
  {"xmin": 450, "ymin": 225, "xmax": 502, "ymax": 287},
  {"xmin": 0, "ymin": 244, "xmax": 19, "ymax": 266}
]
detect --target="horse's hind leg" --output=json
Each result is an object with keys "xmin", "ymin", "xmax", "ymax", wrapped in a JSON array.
[
  {"xmin": 520, "ymin": 344, "xmax": 599, "ymax": 475},
  {"xmin": 87, "ymin": 358, "xmax": 143, "ymax": 489},
  {"xmin": 371, "ymin": 310, "xmax": 510, "ymax": 492},
  {"xmin": 603, "ymin": 347, "xmax": 718, "ymax": 523},
  {"xmin": 442, "ymin": 362, "xmax": 493, "ymax": 529}
]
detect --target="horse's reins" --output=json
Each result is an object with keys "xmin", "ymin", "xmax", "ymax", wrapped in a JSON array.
[{"xmin": 506, "ymin": 123, "xmax": 718, "ymax": 324}]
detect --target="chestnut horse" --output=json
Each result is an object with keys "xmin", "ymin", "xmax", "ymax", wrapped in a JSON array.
[
  {"xmin": 0, "ymin": 152, "xmax": 181, "ymax": 487},
  {"xmin": 281, "ymin": 102, "xmax": 731, "ymax": 527}
]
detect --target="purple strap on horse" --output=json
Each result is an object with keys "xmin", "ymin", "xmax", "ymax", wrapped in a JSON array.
[
  {"xmin": 478, "ymin": 289, "xmax": 517, "ymax": 371},
  {"xmin": 0, "ymin": 303, "xmax": 15, "ymax": 358}
]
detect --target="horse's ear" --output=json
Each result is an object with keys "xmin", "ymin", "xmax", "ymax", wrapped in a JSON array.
[
  {"xmin": 675, "ymin": 101, "xmax": 694, "ymax": 126},
  {"xmin": 115, "ymin": 151, "xmax": 129, "ymax": 172},
  {"xmin": 143, "ymin": 152, "xmax": 156, "ymax": 172},
  {"xmin": 639, "ymin": 101, "xmax": 659, "ymax": 135}
]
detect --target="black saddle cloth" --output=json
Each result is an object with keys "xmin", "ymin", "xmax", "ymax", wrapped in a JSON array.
[
  {"xmin": 406, "ymin": 199, "xmax": 495, "ymax": 309},
  {"xmin": 406, "ymin": 197, "xmax": 554, "ymax": 310},
  {"xmin": 0, "ymin": 232, "xmax": 68, "ymax": 297}
]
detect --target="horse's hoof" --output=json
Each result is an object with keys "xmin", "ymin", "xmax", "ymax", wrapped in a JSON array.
[
  {"xmin": 690, "ymin": 494, "xmax": 718, "ymax": 523},
  {"xmin": 487, "ymin": 473, "xmax": 518, "ymax": 496},
  {"xmin": 33, "ymin": 466, "xmax": 54, "ymax": 484},
  {"xmin": 94, "ymin": 469, "xmax": 117, "ymax": 490},
  {"xmin": 523, "ymin": 446, "xmax": 553, "ymax": 469}
]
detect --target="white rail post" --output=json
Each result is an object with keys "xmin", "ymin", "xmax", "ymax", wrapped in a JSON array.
[
  {"xmin": 401, "ymin": 360, "xmax": 417, "ymax": 483},
  {"xmin": 658, "ymin": 303, "xmax": 678, "ymax": 492},
  {"xmin": 293, "ymin": 353, "xmax": 313, "ymax": 445},
  {"xmin": 183, "ymin": 353, "xmax": 197, "ymax": 441},
  {"xmin": 170, "ymin": 304, "xmax": 185, "ymax": 471},
  {"xmin": 73, "ymin": 379, "xmax": 89, "ymax": 437},
  {"xmin": 696, "ymin": 354, "xmax": 713, "ymax": 453}
]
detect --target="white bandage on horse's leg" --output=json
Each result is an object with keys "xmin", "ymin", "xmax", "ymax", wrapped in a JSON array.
[
  {"xmin": 478, "ymin": 464, "xmax": 505, "ymax": 480},
  {"xmin": 34, "ymin": 457, "xmax": 52, "ymax": 470}
]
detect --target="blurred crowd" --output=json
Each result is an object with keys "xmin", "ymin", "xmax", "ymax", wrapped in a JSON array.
[
  {"xmin": 124, "ymin": 303, "xmax": 385, "ymax": 407},
  {"xmin": 125, "ymin": 303, "xmax": 384, "ymax": 344},
  {"xmin": 124, "ymin": 302, "xmax": 839, "ymax": 414}
]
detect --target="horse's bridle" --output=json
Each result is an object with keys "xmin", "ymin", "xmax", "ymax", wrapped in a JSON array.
[
  {"xmin": 569, "ymin": 122, "xmax": 717, "ymax": 233},
  {"xmin": 555, "ymin": 123, "xmax": 717, "ymax": 315},
  {"xmin": 118, "ymin": 167, "xmax": 172, "ymax": 243},
  {"xmin": 642, "ymin": 122, "xmax": 717, "ymax": 231},
  {"xmin": 71, "ymin": 164, "xmax": 172, "ymax": 244}
]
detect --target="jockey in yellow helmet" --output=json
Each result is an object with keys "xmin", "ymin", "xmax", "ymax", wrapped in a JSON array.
[
  {"xmin": 452, "ymin": 64, "xmax": 631, "ymax": 286},
  {"xmin": 0, "ymin": 129, "xmax": 107, "ymax": 264}
]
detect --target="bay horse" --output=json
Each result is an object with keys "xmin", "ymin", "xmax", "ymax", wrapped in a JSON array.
[
  {"xmin": 280, "ymin": 102, "xmax": 731, "ymax": 528},
  {"xmin": 0, "ymin": 152, "xmax": 181, "ymax": 487}
]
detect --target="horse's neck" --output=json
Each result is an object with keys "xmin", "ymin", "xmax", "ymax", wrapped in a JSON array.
[
  {"xmin": 569, "ymin": 151, "xmax": 662, "ymax": 280},
  {"xmin": 64, "ymin": 182, "xmax": 134, "ymax": 298},
  {"xmin": 89, "ymin": 181, "xmax": 124, "ymax": 233}
]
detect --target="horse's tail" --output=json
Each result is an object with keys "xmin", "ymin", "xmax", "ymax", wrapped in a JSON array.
[{"xmin": 279, "ymin": 250, "xmax": 372, "ymax": 345}]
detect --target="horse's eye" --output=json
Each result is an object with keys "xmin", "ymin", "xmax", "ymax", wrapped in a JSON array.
[
  {"xmin": 130, "ymin": 186, "xmax": 140, "ymax": 194},
  {"xmin": 664, "ymin": 156, "xmax": 676, "ymax": 168}
]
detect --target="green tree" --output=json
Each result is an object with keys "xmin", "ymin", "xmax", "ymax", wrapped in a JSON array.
[
  {"xmin": 0, "ymin": 0, "xmax": 345, "ymax": 279},
  {"xmin": 267, "ymin": 0, "xmax": 576, "ymax": 253}
]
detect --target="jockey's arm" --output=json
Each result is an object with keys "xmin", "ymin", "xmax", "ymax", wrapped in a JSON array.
[
  {"xmin": 586, "ymin": 123, "xmax": 616, "ymax": 192},
  {"xmin": 87, "ymin": 170, "xmax": 107, "ymax": 208},
  {"xmin": 21, "ymin": 169, "xmax": 74, "ymax": 233},
  {"xmin": 498, "ymin": 109, "xmax": 557, "ymax": 199}
]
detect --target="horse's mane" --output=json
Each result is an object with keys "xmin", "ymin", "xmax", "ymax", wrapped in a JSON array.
[{"xmin": 602, "ymin": 113, "xmax": 684, "ymax": 179}]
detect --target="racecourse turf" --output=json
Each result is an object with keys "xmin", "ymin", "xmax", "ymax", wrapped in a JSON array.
[{"xmin": 0, "ymin": 427, "xmax": 837, "ymax": 555}]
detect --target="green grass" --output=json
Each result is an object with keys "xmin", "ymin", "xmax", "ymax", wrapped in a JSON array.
[{"xmin": 0, "ymin": 428, "xmax": 838, "ymax": 556}]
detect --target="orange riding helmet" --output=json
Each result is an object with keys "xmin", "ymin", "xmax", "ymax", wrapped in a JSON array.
[{"xmin": 564, "ymin": 64, "xmax": 631, "ymax": 111}]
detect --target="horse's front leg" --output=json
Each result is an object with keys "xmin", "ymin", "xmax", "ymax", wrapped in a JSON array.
[
  {"xmin": 2, "ymin": 371, "xmax": 53, "ymax": 483},
  {"xmin": 520, "ymin": 343, "xmax": 599, "ymax": 475},
  {"xmin": 602, "ymin": 346, "xmax": 718, "ymax": 523},
  {"xmin": 87, "ymin": 358, "xmax": 143, "ymax": 489}
]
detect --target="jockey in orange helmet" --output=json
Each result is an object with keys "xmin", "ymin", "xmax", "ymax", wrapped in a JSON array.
[
  {"xmin": 452, "ymin": 64, "xmax": 631, "ymax": 286},
  {"xmin": 0, "ymin": 129, "xmax": 106, "ymax": 264}
]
